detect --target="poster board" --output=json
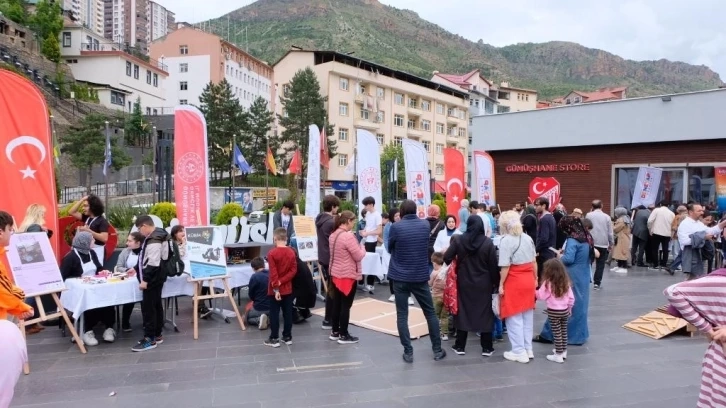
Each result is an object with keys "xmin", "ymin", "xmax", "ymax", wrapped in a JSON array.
[
  {"xmin": 186, "ymin": 226, "xmax": 228, "ymax": 281},
  {"xmin": 6, "ymin": 232, "xmax": 65, "ymax": 297},
  {"xmin": 293, "ymin": 215, "xmax": 318, "ymax": 262}
]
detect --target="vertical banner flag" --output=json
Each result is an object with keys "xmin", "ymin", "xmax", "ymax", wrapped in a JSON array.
[
  {"xmin": 233, "ymin": 144, "xmax": 252, "ymax": 174},
  {"xmin": 289, "ymin": 149, "xmax": 302, "ymax": 175},
  {"xmin": 715, "ymin": 167, "xmax": 726, "ymax": 212},
  {"xmin": 402, "ymin": 138, "xmax": 431, "ymax": 219},
  {"xmin": 356, "ymin": 129, "xmax": 382, "ymax": 214},
  {"xmin": 443, "ymin": 148, "xmax": 465, "ymax": 226},
  {"xmin": 305, "ymin": 125, "xmax": 321, "ymax": 218},
  {"xmin": 265, "ymin": 146, "xmax": 278, "ymax": 175},
  {"xmin": 320, "ymin": 127, "xmax": 330, "ymax": 169},
  {"xmin": 0, "ymin": 70, "xmax": 59, "ymax": 262},
  {"xmin": 174, "ymin": 105, "xmax": 210, "ymax": 226},
  {"xmin": 630, "ymin": 166, "xmax": 662, "ymax": 209},
  {"xmin": 472, "ymin": 151, "xmax": 496, "ymax": 208}
]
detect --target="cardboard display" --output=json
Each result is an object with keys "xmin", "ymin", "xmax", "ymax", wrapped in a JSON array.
[
  {"xmin": 622, "ymin": 311, "xmax": 688, "ymax": 339},
  {"xmin": 312, "ymin": 298, "xmax": 429, "ymax": 338}
]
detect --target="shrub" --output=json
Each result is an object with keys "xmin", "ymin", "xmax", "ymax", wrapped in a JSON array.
[
  {"xmin": 215, "ymin": 203, "xmax": 243, "ymax": 225},
  {"xmin": 433, "ymin": 193, "xmax": 445, "ymax": 202},
  {"xmin": 432, "ymin": 199, "xmax": 447, "ymax": 220},
  {"xmin": 106, "ymin": 202, "xmax": 147, "ymax": 230},
  {"xmin": 58, "ymin": 202, "xmax": 75, "ymax": 217},
  {"xmin": 149, "ymin": 202, "xmax": 176, "ymax": 226},
  {"xmin": 338, "ymin": 201, "xmax": 356, "ymax": 213}
]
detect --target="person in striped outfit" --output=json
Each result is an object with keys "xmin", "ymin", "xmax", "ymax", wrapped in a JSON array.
[{"xmin": 665, "ymin": 268, "xmax": 726, "ymax": 407}]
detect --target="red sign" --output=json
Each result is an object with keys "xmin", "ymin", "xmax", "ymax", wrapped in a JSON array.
[
  {"xmin": 443, "ymin": 148, "xmax": 465, "ymax": 226},
  {"xmin": 506, "ymin": 163, "xmax": 590, "ymax": 173},
  {"xmin": 174, "ymin": 106, "xmax": 210, "ymax": 226},
  {"xmin": 528, "ymin": 177, "xmax": 561, "ymax": 209}
]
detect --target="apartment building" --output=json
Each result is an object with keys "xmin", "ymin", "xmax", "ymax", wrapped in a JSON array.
[
  {"xmin": 496, "ymin": 82, "xmax": 538, "ymax": 112},
  {"xmin": 273, "ymin": 50, "xmax": 470, "ymax": 186},
  {"xmin": 60, "ymin": 0, "xmax": 105, "ymax": 37},
  {"xmin": 61, "ymin": 24, "xmax": 168, "ymax": 111},
  {"xmin": 149, "ymin": 27, "xmax": 273, "ymax": 110},
  {"xmin": 552, "ymin": 86, "xmax": 627, "ymax": 106},
  {"xmin": 103, "ymin": 0, "xmax": 175, "ymax": 53}
]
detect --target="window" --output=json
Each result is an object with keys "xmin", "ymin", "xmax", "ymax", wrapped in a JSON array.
[
  {"xmin": 423, "ymin": 141, "xmax": 430, "ymax": 152},
  {"xmin": 436, "ymin": 123, "xmax": 444, "ymax": 134},
  {"xmin": 447, "ymin": 126, "xmax": 456, "ymax": 136},
  {"xmin": 422, "ymin": 120, "xmax": 431, "ymax": 131},
  {"xmin": 436, "ymin": 164, "xmax": 444, "ymax": 175},
  {"xmin": 146, "ymin": 107, "xmax": 151, "ymax": 114},
  {"xmin": 180, "ymin": 63, "xmax": 188, "ymax": 73},
  {"xmin": 394, "ymin": 93, "xmax": 404, "ymax": 105},
  {"xmin": 517, "ymin": 93, "xmax": 521, "ymax": 101},
  {"xmin": 435, "ymin": 143, "xmax": 443, "ymax": 154},
  {"xmin": 338, "ymin": 128, "xmax": 348, "ymax": 141},
  {"xmin": 125, "ymin": 61, "xmax": 132, "ymax": 76},
  {"xmin": 498, "ymin": 105, "xmax": 510, "ymax": 113},
  {"xmin": 394, "ymin": 137, "xmax": 403, "ymax": 147},
  {"xmin": 282, "ymin": 84, "xmax": 290, "ymax": 97},
  {"xmin": 436, "ymin": 103, "xmax": 444, "ymax": 114},
  {"xmin": 179, "ymin": 99, "xmax": 187, "ymax": 105},
  {"xmin": 573, "ymin": 96, "xmax": 581, "ymax": 104},
  {"xmin": 459, "ymin": 110, "xmax": 466, "ymax": 120},
  {"xmin": 339, "ymin": 77, "xmax": 349, "ymax": 91},
  {"xmin": 447, "ymin": 107, "xmax": 455, "ymax": 117},
  {"xmin": 180, "ymin": 45, "xmax": 188, "ymax": 55},
  {"xmin": 133, "ymin": 64, "xmax": 139, "ymax": 79},
  {"xmin": 376, "ymin": 87, "xmax": 384, "ymax": 99},
  {"xmin": 152, "ymin": 73, "xmax": 158, "ymax": 87},
  {"xmin": 565, "ymin": 98, "xmax": 571, "ymax": 105},
  {"xmin": 458, "ymin": 127, "xmax": 466, "ymax": 137},
  {"xmin": 408, "ymin": 98, "xmax": 417, "ymax": 109},
  {"xmin": 339, "ymin": 103, "xmax": 349, "ymax": 116},
  {"xmin": 180, "ymin": 81, "xmax": 188, "ymax": 91},
  {"xmin": 525, "ymin": 94, "xmax": 529, "ymax": 102},
  {"xmin": 62, "ymin": 32, "xmax": 71, "ymax": 47},
  {"xmin": 376, "ymin": 134, "xmax": 384, "ymax": 145},
  {"xmin": 110, "ymin": 91, "xmax": 125, "ymax": 106},
  {"xmin": 375, "ymin": 111, "xmax": 385, "ymax": 123},
  {"xmin": 153, "ymin": 109, "xmax": 158, "ymax": 115},
  {"xmin": 421, "ymin": 100, "xmax": 431, "ymax": 111},
  {"xmin": 394, "ymin": 114, "xmax": 404, "ymax": 127},
  {"xmin": 338, "ymin": 154, "xmax": 348, "ymax": 167},
  {"xmin": 407, "ymin": 119, "xmax": 416, "ymax": 129},
  {"xmin": 146, "ymin": 70, "xmax": 151, "ymax": 84},
  {"xmin": 360, "ymin": 107, "xmax": 370, "ymax": 120}
]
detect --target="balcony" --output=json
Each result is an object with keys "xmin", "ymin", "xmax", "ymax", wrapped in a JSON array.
[
  {"xmin": 80, "ymin": 42, "xmax": 168, "ymax": 72},
  {"xmin": 407, "ymin": 101, "xmax": 422, "ymax": 116},
  {"xmin": 407, "ymin": 125, "xmax": 422, "ymax": 137},
  {"xmin": 355, "ymin": 115, "xmax": 380, "ymax": 130}
]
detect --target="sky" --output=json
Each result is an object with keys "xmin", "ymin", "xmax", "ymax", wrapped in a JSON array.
[{"xmin": 154, "ymin": 0, "xmax": 726, "ymax": 78}]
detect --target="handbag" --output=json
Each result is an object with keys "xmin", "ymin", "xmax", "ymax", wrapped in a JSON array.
[{"xmin": 443, "ymin": 238, "xmax": 485, "ymax": 316}]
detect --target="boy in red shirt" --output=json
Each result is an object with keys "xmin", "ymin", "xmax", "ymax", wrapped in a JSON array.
[{"xmin": 264, "ymin": 228, "xmax": 298, "ymax": 348}]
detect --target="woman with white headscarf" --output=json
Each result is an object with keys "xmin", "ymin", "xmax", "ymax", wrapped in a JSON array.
[
  {"xmin": 59, "ymin": 231, "xmax": 115, "ymax": 346},
  {"xmin": 0, "ymin": 320, "xmax": 27, "ymax": 408}
]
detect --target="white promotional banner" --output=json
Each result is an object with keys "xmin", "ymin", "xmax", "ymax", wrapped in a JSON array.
[
  {"xmin": 631, "ymin": 166, "xmax": 663, "ymax": 209},
  {"xmin": 402, "ymin": 138, "xmax": 431, "ymax": 219},
  {"xmin": 356, "ymin": 129, "xmax": 383, "ymax": 214},
  {"xmin": 305, "ymin": 124, "xmax": 321, "ymax": 218},
  {"xmin": 473, "ymin": 150, "xmax": 496, "ymax": 207}
]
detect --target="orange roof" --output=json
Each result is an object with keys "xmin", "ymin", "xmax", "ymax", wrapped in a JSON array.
[
  {"xmin": 569, "ymin": 86, "xmax": 627, "ymax": 103},
  {"xmin": 434, "ymin": 69, "xmax": 492, "ymax": 89}
]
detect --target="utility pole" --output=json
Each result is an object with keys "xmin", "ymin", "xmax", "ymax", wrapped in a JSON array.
[{"xmin": 231, "ymin": 133, "xmax": 236, "ymax": 203}]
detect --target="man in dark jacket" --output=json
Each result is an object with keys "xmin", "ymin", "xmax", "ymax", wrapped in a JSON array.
[
  {"xmin": 631, "ymin": 205, "xmax": 650, "ymax": 267},
  {"xmin": 534, "ymin": 197, "xmax": 557, "ymax": 283},
  {"xmin": 315, "ymin": 195, "xmax": 339, "ymax": 329},
  {"xmin": 273, "ymin": 200, "xmax": 295, "ymax": 245},
  {"xmin": 132, "ymin": 215, "xmax": 168, "ymax": 352},
  {"xmin": 388, "ymin": 200, "xmax": 446, "ymax": 363}
]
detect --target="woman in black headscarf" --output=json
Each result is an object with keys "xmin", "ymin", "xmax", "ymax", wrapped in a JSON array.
[
  {"xmin": 443, "ymin": 215, "xmax": 499, "ymax": 357},
  {"xmin": 521, "ymin": 204, "xmax": 538, "ymax": 245}
]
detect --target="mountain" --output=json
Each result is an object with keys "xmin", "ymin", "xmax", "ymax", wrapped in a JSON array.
[{"xmin": 205, "ymin": 0, "xmax": 723, "ymax": 99}]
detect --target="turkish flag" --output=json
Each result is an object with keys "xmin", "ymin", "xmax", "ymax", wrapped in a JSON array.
[
  {"xmin": 443, "ymin": 148, "xmax": 465, "ymax": 227},
  {"xmin": 289, "ymin": 149, "xmax": 302, "ymax": 175},
  {"xmin": 0, "ymin": 70, "xmax": 59, "ymax": 267},
  {"xmin": 320, "ymin": 128, "xmax": 330, "ymax": 169}
]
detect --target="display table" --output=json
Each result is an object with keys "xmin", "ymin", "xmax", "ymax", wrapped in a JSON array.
[
  {"xmin": 362, "ymin": 252, "xmax": 384, "ymax": 280},
  {"xmin": 61, "ymin": 278, "xmax": 140, "ymax": 320}
]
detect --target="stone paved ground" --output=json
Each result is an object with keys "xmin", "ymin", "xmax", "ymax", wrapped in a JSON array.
[{"xmin": 12, "ymin": 266, "xmax": 706, "ymax": 408}]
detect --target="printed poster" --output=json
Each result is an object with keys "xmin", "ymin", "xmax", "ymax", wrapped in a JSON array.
[
  {"xmin": 293, "ymin": 216, "xmax": 318, "ymax": 262},
  {"xmin": 715, "ymin": 167, "xmax": 726, "ymax": 212},
  {"xmin": 185, "ymin": 226, "xmax": 228, "ymax": 281},
  {"xmin": 6, "ymin": 232, "xmax": 65, "ymax": 297},
  {"xmin": 630, "ymin": 166, "xmax": 662, "ymax": 209}
]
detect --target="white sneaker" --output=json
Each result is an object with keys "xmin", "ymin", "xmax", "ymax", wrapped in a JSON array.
[
  {"xmin": 503, "ymin": 351, "xmax": 529, "ymax": 363},
  {"xmin": 551, "ymin": 349, "xmax": 568, "ymax": 359},
  {"xmin": 527, "ymin": 349, "xmax": 534, "ymax": 359},
  {"xmin": 388, "ymin": 295, "xmax": 395, "ymax": 302},
  {"xmin": 609, "ymin": 266, "xmax": 619, "ymax": 271},
  {"xmin": 258, "ymin": 314, "xmax": 269, "ymax": 330},
  {"xmin": 408, "ymin": 296, "xmax": 414, "ymax": 305},
  {"xmin": 613, "ymin": 267, "xmax": 628, "ymax": 274},
  {"xmin": 546, "ymin": 353, "xmax": 565, "ymax": 363},
  {"xmin": 441, "ymin": 334, "xmax": 449, "ymax": 341},
  {"xmin": 83, "ymin": 330, "xmax": 98, "ymax": 346},
  {"xmin": 102, "ymin": 328, "xmax": 116, "ymax": 343},
  {"xmin": 364, "ymin": 285, "xmax": 375, "ymax": 294}
]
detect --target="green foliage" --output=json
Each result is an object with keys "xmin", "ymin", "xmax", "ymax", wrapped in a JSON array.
[
  {"xmin": 278, "ymin": 67, "xmax": 337, "ymax": 176},
  {"xmin": 215, "ymin": 203, "xmax": 244, "ymax": 225},
  {"xmin": 149, "ymin": 202, "xmax": 176, "ymax": 226},
  {"xmin": 380, "ymin": 143, "xmax": 404, "ymax": 204},
  {"xmin": 31, "ymin": 1, "xmax": 63, "ymax": 62},
  {"xmin": 338, "ymin": 201, "xmax": 356, "ymax": 214},
  {"xmin": 124, "ymin": 98, "xmax": 150, "ymax": 146},
  {"xmin": 106, "ymin": 203, "xmax": 148, "ymax": 230},
  {"xmin": 70, "ymin": 83, "xmax": 100, "ymax": 103},
  {"xmin": 0, "ymin": 0, "xmax": 28, "ymax": 24},
  {"xmin": 58, "ymin": 202, "xmax": 75, "ymax": 217},
  {"xmin": 59, "ymin": 114, "xmax": 132, "ymax": 191},
  {"xmin": 432, "ymin": 199, "xmax": 447, "ymax": 220},
  {"xmin": 433, "ymin": 193, "xmax": 444, "ymax": 201},
  {"xmin": 55, "ymin": 70, "xmax": 69, "ymax": 98},
  {"xmin": 243, "ymin": 96, "xmax": 275, "ymax": 174},
  {"xmin": 40, "ymin": 32, "xmax": 60, "ymax": 63}
]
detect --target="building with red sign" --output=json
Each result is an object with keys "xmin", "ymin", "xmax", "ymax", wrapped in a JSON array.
[{"xmin": 470, "ymin": 88, "xmax": 726, "ymax": 214}]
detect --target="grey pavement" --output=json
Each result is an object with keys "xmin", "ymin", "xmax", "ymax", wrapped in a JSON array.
[{"xmin": 12, "ymin": 266, "xmax": 705, "ymax": 408}]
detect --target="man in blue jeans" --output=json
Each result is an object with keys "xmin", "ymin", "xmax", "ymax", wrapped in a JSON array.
[{"xmin": 387, "ymin": 200, "xmax": 447, "ymax": 363}]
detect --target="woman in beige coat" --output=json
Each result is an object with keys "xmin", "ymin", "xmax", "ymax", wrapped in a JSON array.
[{"xmin": 611, "ymin": 206, "xmax": 631, "ymax": 273}]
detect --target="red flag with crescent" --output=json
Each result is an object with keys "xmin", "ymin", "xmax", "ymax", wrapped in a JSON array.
[
  {"xmin": 443, "ymin": 148, "xmax": 465, "ymax": 226},
  {"xmin": 0, "ymin": 70, "xmax": 59, "ymax": 269}
]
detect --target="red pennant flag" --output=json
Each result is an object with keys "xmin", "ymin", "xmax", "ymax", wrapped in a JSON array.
[
  {"xmin": 443, "ymin": 148, "xmax": 465, "ymax": 227},
  {"xmin": 289, "ymin": 149, "xmax": 302, "ymax": 175},
  {"xmin": 0, "ymin": 70, "xmax": 59, "ymax": 265},
  {"xmin": 320, "ymin": 128, "xmax": 330, "ymax": 169}
]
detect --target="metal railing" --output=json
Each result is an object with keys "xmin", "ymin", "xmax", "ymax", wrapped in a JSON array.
[
  {"xmin": 80, "ymin": 42, "xmax": 168, "ymax": 72},
  {"xmin": 60, "ymin": 179, "xmax": 158, "ymax": 203}
]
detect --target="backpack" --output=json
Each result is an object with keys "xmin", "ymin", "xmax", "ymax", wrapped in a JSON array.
[{"xmin": 161, "ymin": 239, "xmax": 185, "ymax": 278}]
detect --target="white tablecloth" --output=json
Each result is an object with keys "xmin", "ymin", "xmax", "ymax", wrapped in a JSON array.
[
  {"xmin": 376, "ymin": 246, "xmax": 390, "ymax": 276},
  {"xmin": 61, "ymin": 278, "xmax": 141, "ymax": 319},
  {"xmin": 362, "ymin": 252, "xmax": 384, "ymax": 280}
]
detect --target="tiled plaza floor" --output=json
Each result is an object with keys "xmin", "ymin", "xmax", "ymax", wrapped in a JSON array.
[{"xmin": 11, "ymin": 266, "xmax": 706, "ymax": 408}]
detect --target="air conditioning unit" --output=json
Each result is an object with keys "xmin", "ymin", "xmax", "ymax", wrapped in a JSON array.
[{"xmin": 225, "ymin": 53, "xmax": 231, "ymax": 60}]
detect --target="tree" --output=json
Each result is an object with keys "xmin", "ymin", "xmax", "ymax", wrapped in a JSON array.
[
  {"xmin": 380, "ymin": 143, "xmax": 405, "ymax": 205},
  {"xmin": 244, "ymin": 96, "xmax": 276, "ymax": 174},
  {"xmin": 60, "ymin": 114, "xmax": 132, "ymax": 191},
  {"xmin": 30, "ymin": 1, "xmax": 63, "ymax": 61},
  {"xmin": 41, "ymin": 33, "xmax": 61, "ymax": 63},
  {"xmin": 0, "ymin": 0, "xmax": 28, "ymax": 24},
  {"xmin": 124, "ymin": 98, "xmax": 149, "ymax": 146},
  {"xmin": 277, "ymin": 67, "xmax": 337, "ymax": 175}
]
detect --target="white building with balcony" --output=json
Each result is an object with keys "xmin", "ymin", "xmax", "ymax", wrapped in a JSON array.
[{"xmin": 60, "ymin": 24, "xmax": 168, "ymax": 112}]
